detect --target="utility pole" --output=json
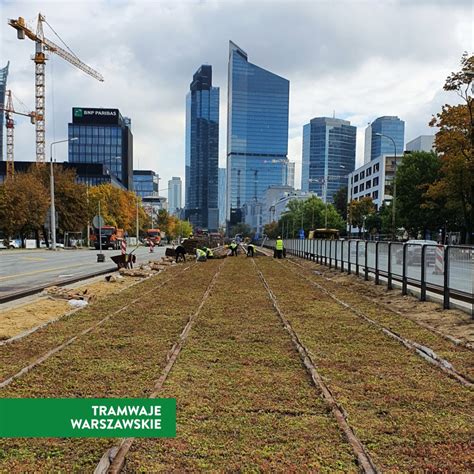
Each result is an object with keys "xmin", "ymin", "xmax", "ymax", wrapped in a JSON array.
[{"xmin": 136, "ymin": 199, "xmax": 139, "ymax": 246}]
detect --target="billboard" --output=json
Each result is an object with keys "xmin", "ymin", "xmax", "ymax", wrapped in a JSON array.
[{"xmin": 72, "ymin": 107, "xmax": 121, "ymax": 125}]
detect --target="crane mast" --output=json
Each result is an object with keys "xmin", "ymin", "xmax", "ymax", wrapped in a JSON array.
[
  {"xmin": 5, "ymin": 91, "xmax": 14, "ymax": 178},
  {"xmin": 8, "ymin": 13, "xmax": 104, "ymax": 164}
]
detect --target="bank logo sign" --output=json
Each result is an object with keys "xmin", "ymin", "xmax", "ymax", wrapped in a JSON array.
[
  {"xmin": 0, "ymin": 398, "xmax": 176, "ymax": 438},
  {"xmin": 73, "ymin": 108, "xmax": 83, "ymax": 118},
  {"xmin": 72, "ymin": 107, "xmax": 120, "ymax": 125}
]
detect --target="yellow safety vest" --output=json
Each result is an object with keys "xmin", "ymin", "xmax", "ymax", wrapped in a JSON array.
[
  {"xmin": 207, "ymin": 248, "xmax": 214, "ymax": 257},
  {"xmin": 275, "ymin": 239, "xmax": 284, "ymax": 250},
  {"xmin": 196, "ymin": 248, "xmax": 206, "ymax": 257}
]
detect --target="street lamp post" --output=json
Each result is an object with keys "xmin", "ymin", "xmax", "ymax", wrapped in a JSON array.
[
  {"xmin": 374, "ymin": 132, "xmax": 397, "ymax": 240},
  {"xmin": 50, "ymin": 137, "xmax": 78, "ymax": 250}
]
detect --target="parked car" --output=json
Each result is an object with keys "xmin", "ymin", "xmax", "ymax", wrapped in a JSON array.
[
  {"xmin": 0, "ymin": 239, "xmax": 20, "ymax": 249},
  {"xmin": 395, "ymin": 240, "xmax": 439, "ymax": 266}
]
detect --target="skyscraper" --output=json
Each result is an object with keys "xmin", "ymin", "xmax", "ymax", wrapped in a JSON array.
[
  {"xmin": 218, "ymin": 168, "xmax": 226, "ymax": 228},
  {"xmin": 285, "ymin": 161, "xmax": 295, "ymax": 189},
  {"xmin": 168, "ymin": 177, "xmax": 182, "ymax": 215},
  {"xmin": 185, "ymin": 65, "xmax": 219, "ymax": 231},
  {"xmin": 68, "ymin": 107, "xmax": 133, "ymax": 189},
  {"xmin": 227, "ymin": 41, "xmax": 289, "ymax": 226},
  {"xmin": 0, "ymin": 62, "xmax": 9, "ymax": 161},
  {"xmin": 368, "ymin": 116, "xmax": 405, "ymax": 161},
  {"xmin": 301, "ymin": 117, "xmax": 356, "ymax": 203}
]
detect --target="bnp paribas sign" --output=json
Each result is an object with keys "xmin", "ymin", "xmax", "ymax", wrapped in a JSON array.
[{"xmin": 73, "ymin": 107, "xmax": 120, "ymax": 125}]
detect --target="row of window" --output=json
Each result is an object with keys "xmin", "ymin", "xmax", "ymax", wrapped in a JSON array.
[
  {"xmin": 353, "ymin": 162, "xmax": 380, "ymax": 182},
  {"xmin": 353, "ymin": 177, "xmax": 379, "ymax": 194},
  {"xmin": 353, "ymin": 190, "xmax": 379, "ymax": 201},
  {"xmin": 69, "ymin": 126, "xmax": 122, "ymax": 137}
]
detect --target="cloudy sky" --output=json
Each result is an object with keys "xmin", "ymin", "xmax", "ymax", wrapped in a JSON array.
[{"xmin": 1, "ymin": 0, "xmax": 471, "ymax": 195}]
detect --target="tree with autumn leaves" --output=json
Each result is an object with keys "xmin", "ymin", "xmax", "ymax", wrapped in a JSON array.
[{"xmin": 426, "ymin": 52, "xmax": 474, "ymax": 243}]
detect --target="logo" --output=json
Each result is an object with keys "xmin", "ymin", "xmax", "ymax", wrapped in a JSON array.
[{"xmin": 74, "ymin": 108, "xmax": 83, "ymax": 118}]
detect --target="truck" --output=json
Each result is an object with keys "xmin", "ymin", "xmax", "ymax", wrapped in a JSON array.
[
  {"xmin": 91, "ymin": 226, "xmax": 125, "ymax": 250},
  {"xmin": 146, "ymin": 228, "xmax": 163, "ymax": 246}
]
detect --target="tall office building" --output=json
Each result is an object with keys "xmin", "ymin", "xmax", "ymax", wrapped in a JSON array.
[
  {"xmin": 285, "ymin": 161, "xmax": 295, "ymax": 188},
  {"xmin": 0, "ymin": 62, "xmax": 9, "ymax": 161},
  {"xmin": 301, "ymin": 117, "xmax": 356, "ymax": 203},
  {"xmin": 168, "ymin": 176, "xmax": 182, "ymax": 215},
  {"xmin": 405, "ymin": 135, "xmax": 435, "ymax": 152},
  {"xmin": 227, "ymin": 41, "xmax": 289, "ymax": 226},
  {"xmin": 133, "ymin": 170, "xmax": 159, "ymax": 198},
  {"xmin": 368, "ymin": 116, "xmax": 405, "ymax": 161},
  {"xmin": 185, "ymin": 65, "xmax": 219, "ymax": 231},
  {"xmin": 218, "ymin": 168, "xmax": 226, "ymax": 228},
  {"xmin": 68, "ymin": 107, "xmax": 133, "ymax": 189}
]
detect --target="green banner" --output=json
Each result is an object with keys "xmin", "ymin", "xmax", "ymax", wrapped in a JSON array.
[{"xmin": 0, "ymin": 398, "xmax": 176, "ymax": 438}]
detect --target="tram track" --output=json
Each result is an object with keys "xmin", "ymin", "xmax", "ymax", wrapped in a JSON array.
[
  {"xmin": 258, "ymin": 247, "xmax": 473, "ymax": 388},
  {"xmin": 252, "ymin": 258, "xmax": 378, "ymax": 474},
  {"xmin": 0, "ymin": 263, "xmax": 196, "ymax": 390}
]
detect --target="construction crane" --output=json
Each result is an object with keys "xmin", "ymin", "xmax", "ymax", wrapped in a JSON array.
[
  {"xmin": 0, "ymin": 90, "xmax": 36, "ymax": 179},
  {"xmin": 8, "ymin": 13, "xmax": 104, "ymax": 164}
]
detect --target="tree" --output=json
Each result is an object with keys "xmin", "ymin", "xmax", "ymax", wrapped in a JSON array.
[
  {"xmin": 263, "ymin": 221, "xmax": 280, "ymax": 239},
  {"xmin": 395, "ymin": 151, "xmax": 446, "ymax": 238},
  {"xmin": 333, "ymin": 186, "xmax": 348, "ymax": 220},
  {"xmin": 348, "ymin": 197, "xmax": 376, "ymax": 237},
  {"xmin": 427, "ymin": 53, "xmax": 474, "ymax": 243},
  {"xmin": 230, "ymin": 223, "xmax": 253, "ymax": 238}
]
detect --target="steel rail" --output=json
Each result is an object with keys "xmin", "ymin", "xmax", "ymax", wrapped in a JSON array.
[
  {"xmin": 252, "ymin": 258, "xmax": 378, "ymax": 474},
  {"xmin": 0, "ymin": 264, "xmax": 195, "ymax": 389}
]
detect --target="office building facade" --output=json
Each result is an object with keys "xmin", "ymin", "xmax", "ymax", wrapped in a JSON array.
[
  {"xmin": 406, "ymin": 135, "xmax": 435, "ymax": 152},
  {"xmin": 301, "ymin": 117, "xmax": 356, "ymax": 203},
  {"xmin": 368, "ymin": 116, "xmax": 405, "ymax": 161},
  {"xmin": 185, "ymin": 65, "xmax": 219, "ymax": 231},
  {"xmin": 168, "ymin": 177, "xmax": 182, "ymax": 215},
  {"xmin": 133, "ymin": 170, "xmax": 159, "ymax": 198},
  {"xmin": 218, "ymin": 168, "xmax": 226, "ymax": 228},
  {"xmin": 227, "ymin": 41, "xmax": 290, "ymax": 226},
  {"xmin": 68, "ymin": 107, "xmax": 133, "ymax": 189},
  {"xmin": 285, "ymin": 161, "xmax": 295, "ymax": 188},
  {"xmin": 0, "ymin": 62, "xmax": 9, "ymax": 161}
]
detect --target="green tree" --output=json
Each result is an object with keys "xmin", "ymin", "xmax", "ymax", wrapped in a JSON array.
[
  {"xmin": 348, "ymin": 197, "xmax": 376, "ymax": 237},
  {"xmin": 230, "ymin": 223, "xmax": 253, "ymax": 238},
  {"xmin": 263, "ymin": 221, "xmax": 280, "ymax": 239},
  {"xmin": 427, "ymin": 53, "xmax": 474, "ymax": 243},
  {"xmin": 395, "ymin": 151, "xmax": 446, "ymax": 238},
  {"xmin": 332, "ymin": 186, "xmax": 348, "ymax": 220}
]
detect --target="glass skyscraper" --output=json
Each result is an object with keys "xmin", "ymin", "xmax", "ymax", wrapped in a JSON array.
[
  {"xmin": 301, "ymin": 117, "xmax": 356, "ymax": 203},
  {"xmin": 226, "ymin": 41, "xmax": 289, "ymax": 226},
  {"xmin": 369, "ymin": 116, "xmax": 405, "ymax": 160},
  {"xmin": 0, "ymin": 62, "xmax": 9, "ymax": 162},
  {"xmin": 168, "ymin": 176, "xmax": 182, "ymax": 215},
  {"xmin": 218, "ymin": 168, "xmax": 226, "ymax": 228},
  {"xmin": 68, "ymin": 107, "xmax": 133, "ymax": 189},
  {"xmin": 185, "ymin": 65, "xmax": 219, "ymax": 231}
]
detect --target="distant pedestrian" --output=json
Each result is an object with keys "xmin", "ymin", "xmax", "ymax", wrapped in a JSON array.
[
  {"xmin": 175, "ymin": 245, "xmax": 186, "ymax": 263},
  {"xmin": 275, "ymin": 236, "xmax": 284, "ymax": 259}
]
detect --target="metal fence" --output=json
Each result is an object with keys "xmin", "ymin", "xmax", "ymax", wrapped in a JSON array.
[{"xmin": 265, "ymin": 239, "xmax": 474, "ymax": 316}]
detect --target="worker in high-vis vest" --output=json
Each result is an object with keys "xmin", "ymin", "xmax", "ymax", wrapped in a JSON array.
[
  {"xmin": 275, "ymin": 236, "xmax": 284, "ymax": 259},
  {"xmin": 196, "ymin": 248, "xmax": 207, "ymax": 262},
  {"xmin": 247, "ymin": 243, "xmax": 255, "ymax": 257},
  {"xmin": 204, "ymin": 247, "xmax": 214, "ymax": 259}
]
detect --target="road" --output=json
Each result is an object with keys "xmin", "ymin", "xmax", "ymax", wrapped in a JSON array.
[{"xmin": 0, "ymin": 246, "xmax": 167, "ymax": 298}]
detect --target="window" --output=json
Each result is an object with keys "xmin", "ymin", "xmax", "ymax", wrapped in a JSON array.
[
  {"xmin": 372, "ymin": 190, "xmax": 379, "ymax": 199},
  {"xmin": 365, "ymin": 193, "xmax": 370, "ymax": 198},
  {"xmin": 373, "ymin": 177, "xmax": 379, "ymax": 186},
  {"xmin": 360, "ymin": 170, "xmax": 365, "ymax": 179},
  {"xmin": 360, "ymin": 183, "xmax": 364, "ymax": 191},
  {"xmin": 366, "ymin": 179, "xmax": 371, "ymax": 188},
  {"xmin": 374, "ymin": 163, "xmax": 380, "ymax": 172},
  {"xmin": 354, "ymin": 174, "xmax": 359, "ymax": 182},
  {"xmin": 366, "ymin": 167, "xmax": 372, "ymax": 176},
  {"xmin": 354, "ymin": 185, "xmax": 358, "ymax": 193}
]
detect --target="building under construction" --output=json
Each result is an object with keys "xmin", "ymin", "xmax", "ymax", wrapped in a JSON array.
[{"xmin": 0, "ymin": 61, "xmax": 9, "ymax": 162}]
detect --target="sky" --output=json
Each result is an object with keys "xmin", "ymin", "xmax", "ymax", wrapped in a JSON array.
[{"xmin": 1, "ymin": 0, "xmax": 472, "ymax": 196}]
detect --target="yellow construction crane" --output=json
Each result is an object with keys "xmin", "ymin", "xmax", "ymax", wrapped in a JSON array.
[
  {"xmin": 8, "ymin": 13, "xmax": 104, "ymax": 164},
  {"xmin": 0, "ymin": 90, "xmax": 36, "ymax": 179}
]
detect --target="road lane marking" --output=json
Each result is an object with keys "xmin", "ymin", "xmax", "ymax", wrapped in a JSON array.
[
  {"xmin": 21, "ymin": 257, "xmax": 47, "ymax": 262},
  {"xmin": 0, "ymin": 263, "xmax": 92, "ymax": 282}
]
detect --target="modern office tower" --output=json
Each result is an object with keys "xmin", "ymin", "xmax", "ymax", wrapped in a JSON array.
[
  {"xmin": 285, "ymin": 161, "xmax": 295, "ymax": 188},
  {"xmin": 133, "ymin": 170, "xmax": 159, "ymax": 198},
  {"xmin": 218, "ymin": 168, "xmax": 226, "ymax": 228},
  {"xmin": 364, "ymin": 124, "xmax": 372, "ymax": 164},
  {"xmin": 405, "ymin": 135, "xmax": 435, "ymax": 152},
  {"xmin": 168, "ymin": 176, "xmax": 182, "ymax": 215},
  {"xmin": 226, "ymin": 41, "xmax": 290, "ymax": 226},
  {"xmin": 185, "ymin": 65, "xmax": 219, "ymax": 231},
  {"xmin": 0, "ymin": 62, "xmax": 9, "ymax": 161},
  {"xmin": 68, "ymin": 107, "xmax": 133, "ymax": 189},
  {"xmin": 301, "ymin": 117, "xmax": 356, "ymax": 203},
  {"xmin": 368, "ymin": 116, "xmax": 405, "ymax": 161}
]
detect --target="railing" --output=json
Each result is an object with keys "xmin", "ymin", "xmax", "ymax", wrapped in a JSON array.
[{"xmin": 264, "ymin": 239, "xmax": 474, "ymax": 316}]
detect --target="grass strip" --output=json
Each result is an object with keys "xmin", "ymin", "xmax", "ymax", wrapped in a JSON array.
[
  {"xmin": 257, "ymin": 257, "xmax": 474, "ymax": 472},
  {"xmin": 125, "ymin": 256, "xmax": 359, "ymax": 472},
  {"xmin": 287, "ymin": 258, "xmax": 474, "ymax": 381},
  {"xmin": 0, "ymin": 260, "xmax": 220, "ymax": 472},
  {"xmin": 0, "ymin": 264, "xmax": 188, "ymax": 381}
]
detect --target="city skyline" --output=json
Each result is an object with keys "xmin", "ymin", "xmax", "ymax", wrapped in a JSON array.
[{"xmin": 1, "ymin": 1, "xmax": 471, "ymax": 190}]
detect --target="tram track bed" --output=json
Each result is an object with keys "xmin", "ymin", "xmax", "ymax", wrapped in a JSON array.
[
  {"xmin": 0, "ymin": 261, "xmax": 219, "ymax": 472},
  {"xmin": 256, "ymin": 257, "xmax": 474, "ymax": 472}
]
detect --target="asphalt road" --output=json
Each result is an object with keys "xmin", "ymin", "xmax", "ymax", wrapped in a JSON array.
[{"xmin": 0, "ymin": 246, "xmax": 167, "ymax": 298}]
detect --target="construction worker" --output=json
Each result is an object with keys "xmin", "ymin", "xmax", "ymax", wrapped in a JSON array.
[
  {"xmin": 229, "ymin": 241, "xmax": 238, "ymax": 256},
  {"xmin": 196, "ymin": 247, "xmax": 207, "ymax": 262},
  {"xmin": 247, "ymin": 242, "xmax": 255, "ymax": 257},
  {"xmin": 275, "ymin": 236, "xmax": 284, "ymax": 259},
  {"xmin": 204, "ymin": 247, "xmax": 214, "ymax": 259},
  {"xmin": 175, "ymin": 245, "xmax": 186, "ymax": 263}
]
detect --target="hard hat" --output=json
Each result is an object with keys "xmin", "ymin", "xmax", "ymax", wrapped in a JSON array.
[{"xmin": 277, "ymin": 236, "xmax": 281, "ymax": 239}]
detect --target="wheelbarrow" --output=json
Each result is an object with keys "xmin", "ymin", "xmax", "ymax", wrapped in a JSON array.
[{"xmin": 110, "ymin": 253, "xmax": 137, "ymax": 269}]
